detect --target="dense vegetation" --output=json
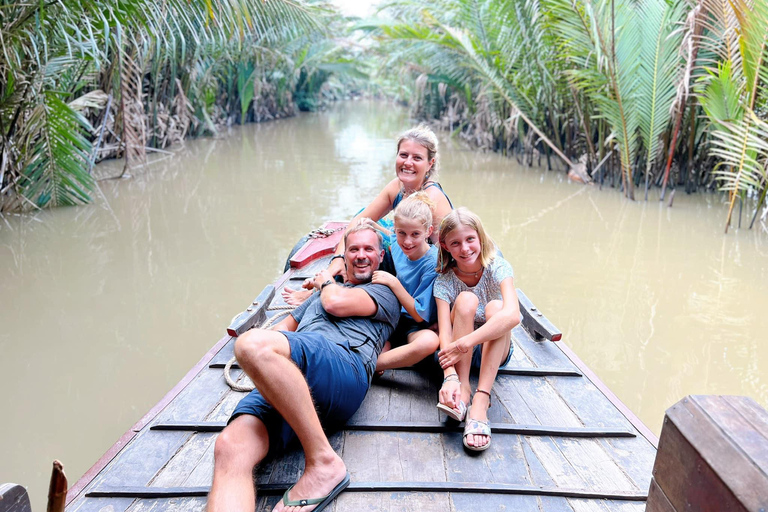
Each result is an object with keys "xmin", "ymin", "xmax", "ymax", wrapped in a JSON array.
[
  {"xmin": 364, "ymin": 0, "xmax": 768, "ymax": 231},
  {"xmin": 3, "ymin": 0, "xmax": 767, "ymax": 231},
  {"xmin": 0, "ymin": 0, "xmax": 360, "ymax": 213}
]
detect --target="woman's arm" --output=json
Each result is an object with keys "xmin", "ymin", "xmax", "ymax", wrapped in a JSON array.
[
  {"xmin": 425, "ymin": 185, "xmax": 453, "ymax": 242},
  {"xmin": 371, "ymin": 271, "xmax": 424, "ymax": 322},
  {"xmin": 459, "ymin": 278, "xmax": 520, "ymax": 348},
  {"xmin": 327, "ymin": 179, "xmax": 399, "ymax": 276}
]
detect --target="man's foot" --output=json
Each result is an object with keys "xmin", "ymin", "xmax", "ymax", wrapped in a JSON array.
[
  {"xmin": 464, "ymin": 391, "xmax": 491, "ymax": 449},
  {"xmin": 272, "ymin": 454, "xmax": 348, "ymax": 512},
  {"xmin": 281, "ymin": 287, "xmax": 313, "ymax": 306}
]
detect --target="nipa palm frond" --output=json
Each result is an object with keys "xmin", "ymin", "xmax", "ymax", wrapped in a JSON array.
[
  {"xmin": 19, "ymin": 91, "xmax": 94, "ymax": 208},
  {"xmin": 636, "ymin": 0, "xmax": 687, "ymax": 183},
  {"xmin": 709, "ymin": 110, "xmax": 768, "ymax": 231}
]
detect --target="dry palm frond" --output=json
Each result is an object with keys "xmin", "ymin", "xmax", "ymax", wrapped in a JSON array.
[{"xmin": 119, "ymin": 42, "xmax": 147, "ymax": 171}]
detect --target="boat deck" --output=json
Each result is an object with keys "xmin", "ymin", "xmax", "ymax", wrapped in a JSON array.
[{"xmin": 66, "ymin": 228, "xmax": 658, "ymax": 512}]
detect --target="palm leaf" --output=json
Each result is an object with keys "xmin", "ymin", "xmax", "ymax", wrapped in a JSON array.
[
  {"xmin": 636, "ymin": 0, "xmax": 687, "ymax": 190},
  {"xmin": 709, "ymin": 110, "xmax": 768, "ymax": 231},
  {"xmin": 18, "ymin": 91, "xmax": 94, "ymax": 207}
]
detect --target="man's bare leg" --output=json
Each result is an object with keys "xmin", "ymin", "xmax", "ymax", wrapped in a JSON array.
[
  {"xmin": 208, "ymin": 415, "xmax": 270, "ymax": 512},
  {"xmin": 235, "ymin": 330, "xmax": 348, "ymax": 512}
]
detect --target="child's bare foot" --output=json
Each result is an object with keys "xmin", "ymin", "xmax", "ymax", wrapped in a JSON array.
[{"xmin": 281, "ymin": 287, "xmax": 313, "ymax": 306}]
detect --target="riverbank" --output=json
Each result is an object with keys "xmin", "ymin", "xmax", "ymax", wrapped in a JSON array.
[{"xmin": 2, "ymin": 100, "xmax": 767, "ymax": 511}]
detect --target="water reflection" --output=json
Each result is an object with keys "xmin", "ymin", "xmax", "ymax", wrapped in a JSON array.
[{"xmin": 2, "ymin": 100, "xmax": 768, "ymax": 511}]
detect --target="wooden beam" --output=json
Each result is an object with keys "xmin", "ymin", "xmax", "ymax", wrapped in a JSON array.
[
  {"xmin": 226, "ymin": 286, "xmax": 275, "ymax": 337},
  {"xmin": 150, "ymin": 421, "xmax": 634, "ymax": 438},
  {"xmin": 517, "ymin": 289, "xmax": 562, "ymax": 342},
  {"xmin": 87, "ymin": 482, "xmax": 647, "ymax": 501},
  {"xmin": 210, "ymin": 363, "xmax": 581, "ymax": 377}
]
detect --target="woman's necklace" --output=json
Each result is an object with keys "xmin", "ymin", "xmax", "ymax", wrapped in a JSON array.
[{"xmin": 454, "ymin": 265, "xmax": 483, "ymax": 278}]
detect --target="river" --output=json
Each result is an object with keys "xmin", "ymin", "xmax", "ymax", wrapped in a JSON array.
[{"xmin": 2, "ymin": 100, "xmax": 767, "ymax": 510}]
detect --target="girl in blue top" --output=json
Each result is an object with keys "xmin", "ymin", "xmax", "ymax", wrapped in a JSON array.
[
  {"xmin": 372, "ymin": 193, "xmax": 440, "ymax": 372},
  {"xmin": 434, "ymin": 208, "xmax": 521, "ymax": 452}
]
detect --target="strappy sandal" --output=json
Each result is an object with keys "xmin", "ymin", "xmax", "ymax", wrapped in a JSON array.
[
  {"xmin": 463, "ymin": 389, "xmax": 492, "ymax": 451},
  {"xmin": 436, "ymin": 374, "xmax": 467, "ymax": 422},
  {"xmin": 437, "ymin": 400, "xmax": 467, "ymax": 422}
]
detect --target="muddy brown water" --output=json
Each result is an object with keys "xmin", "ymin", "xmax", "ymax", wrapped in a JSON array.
[{"xmin": 2, "ymin": 101, "xmax": 767, "ymax": 510}]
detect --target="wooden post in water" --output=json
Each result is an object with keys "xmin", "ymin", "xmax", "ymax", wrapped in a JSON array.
[
  {"xmin": 646, "ymin": 395, "xmax": 768, "ymax": 511},
  {"xmin": 46, "ymin": 461, "xmax": 67, "ymax": 512}
]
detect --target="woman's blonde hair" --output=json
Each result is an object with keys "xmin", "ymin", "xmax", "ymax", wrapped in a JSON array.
[
  {"xmin": 394, "ymin": 191, "xmax": 434, "ymax": 232},
  {"xmin": 436, "ymin": 207, "xmax": 496, "ymax": 273},
  {"xmin": 397, "ymin": 124, "xmax": 440, "ymax": 183}
]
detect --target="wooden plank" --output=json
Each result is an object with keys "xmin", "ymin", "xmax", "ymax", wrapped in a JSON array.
[
  {"xmin": 555, "ymin": 341, "xmax": 658, "ymax": 447},
  {"xmin": 0, "ymin": 484, "xmax": 31, "ymax": 512},
  {"xmin": 91, "ymin": 430, "xmax": 193, "ymax": 489},
  {"xmin": 343, "ymin": 431, "xmax": 446, "ymax": 483},
  {"xmin": 151, "ymin": 421, "xmax": 635, "ymax": 437},
  {"xmin": 67, "ymin": 334, "xmax": 233, "ymax": 506},
  {"xmin": 527, "ymin": 436, "xmax": 589, "ymax": 490},
  {"xmin": 538, "ymin": 496, "xmax": 576, "ymax": 512},
  {"xmin": 444, "ymin": 433, "xmax": 531, "ymax": 486},
  {"xmin": 654, "ymin": 396, "xmax": 768, "ymax": 511},
  {"xmin": 547, "ymin": 376, "xmax": 633, "ymax": 429},
  {"xmin": 497, "ymin": 375, "xmax": 583, "ymax": 428},
  {"xmin": 335, "ymin": 492, "xmax": 451, "ymax": 512},
  {"xmin": 87, "ymin": 482, "xmax": 648, "ymax": 500},
  {"xmin": 693, "ymin": 395, "xmax": 768, "ymax": 472},
  {"xmin": 646, "ymin": 478, "xmax": 675, "ymax": 512},
  {"xmin": 452, "ymin": 493, "xmax": 542, "ymax": 511},
  {"xmin": 66, "ymin": 497, "xmax": 135, "ymax": 512},
  {"xmin": 512, "ymin": 327, "xmax": 574, "ymax": 369},
  {"xmin": 517, "ymin": 289, "xmax": 563, "ymax": 341},
  {"xmin": 598, "ymin": 437, "xmax": 655, "ymax": 491},
  {"xmin": 125, "ymin": 497, "xmax": 207, "ymax": 512},
  {"xmin": 551, "ymin": 437, "xmax": 637, "ymax": 492},
  {"xmin": 149, "ymin": 433, "xmax": 217, "ymax": 488},
  {"xmin": 151, "ymin": 368, "xmax": 231, "ymax": 424}
]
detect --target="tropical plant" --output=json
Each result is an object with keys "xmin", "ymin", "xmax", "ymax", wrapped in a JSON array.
[{"xmin": 0, "ymin": 0, "xmax": 336, "ymax": 212}]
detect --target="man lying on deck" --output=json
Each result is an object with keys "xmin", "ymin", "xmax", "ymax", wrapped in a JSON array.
[{"xmin": 208, "ymin": 219, "xmax": 400, "ymax": 512}]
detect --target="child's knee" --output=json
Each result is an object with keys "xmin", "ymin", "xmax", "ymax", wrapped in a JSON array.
[
  {"xmin": 485, "ymin": 300, "xmax": 503, "ymax": 319},
  {"xmin": 454, "ymin": 292, "xmax": 479, "ymax": 318}
]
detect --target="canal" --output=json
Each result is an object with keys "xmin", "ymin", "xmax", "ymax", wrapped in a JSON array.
[{"xmin": 1, "ymin": 100, "xmax": 767, "ymax": 510}]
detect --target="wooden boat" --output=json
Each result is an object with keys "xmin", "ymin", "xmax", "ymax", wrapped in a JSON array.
[{"xmin": 64, "ymin": 221, "xmax": 658, "ymax": 512}]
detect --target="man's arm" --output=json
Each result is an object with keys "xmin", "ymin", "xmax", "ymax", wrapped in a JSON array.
[{"xmin": 304, "ymin": 269, "xmax": 377, "ymax": 318}]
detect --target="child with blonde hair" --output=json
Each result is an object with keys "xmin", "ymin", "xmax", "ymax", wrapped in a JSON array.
[
  {"xmin": 372, "ymin": 192, "xmax": 440, "ymax": 371},
  {"xmin": 433, "ymin": 207, "xmax": 521, "ymax": 451}
]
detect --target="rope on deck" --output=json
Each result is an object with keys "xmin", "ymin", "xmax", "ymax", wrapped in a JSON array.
[{"xmin": 223, "ymin": 306, "xmax": 296, "ymax": 392}]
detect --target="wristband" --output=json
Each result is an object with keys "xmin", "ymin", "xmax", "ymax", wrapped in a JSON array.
[
  {"xmin": 320, "ymin": 279, "xmax": 335, "ymax": 291},
  {"xmin": 329, "ymin": 254, "xmax": 345, "ymax": 263}
]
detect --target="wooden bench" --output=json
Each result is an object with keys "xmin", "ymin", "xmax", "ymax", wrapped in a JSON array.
[{"xmin": 646, "ymin": 395, "xmax": 768, "ymax": 511}]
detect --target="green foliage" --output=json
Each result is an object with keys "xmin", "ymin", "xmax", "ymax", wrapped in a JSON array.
[{"xmin": 1, "ymin": 0, "xmax": 347, "ymax": 212}]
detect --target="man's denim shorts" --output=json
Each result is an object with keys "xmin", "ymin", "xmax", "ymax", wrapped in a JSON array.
[{"xmin": 229, "ymin": 331, "xmax": 369, "ymax": 454}]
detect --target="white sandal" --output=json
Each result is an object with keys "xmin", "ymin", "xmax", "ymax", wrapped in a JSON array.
[
  {"xmin": 437, "ymin": 400, "xmax": 467, "ymax": 422},
  {"xmin": 463, "ymin": 389, "xmax": 492, "ymax": 451}
]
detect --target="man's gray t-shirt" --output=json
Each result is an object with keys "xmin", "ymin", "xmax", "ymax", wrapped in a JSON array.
[{"xmin": 290, "ymin": 282, "xmax": 400, "ymax": 383}]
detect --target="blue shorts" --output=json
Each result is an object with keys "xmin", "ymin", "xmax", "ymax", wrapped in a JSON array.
[
  {"xmin": 471, "ymin": 340, "xmax": 514, "ymax": 369},
  {"xmin": 229, "ymin": 331, "xmax": 369, "ymax": 454},
  {"xmin": 391, "ymin": 316, "xmax": 433, "ymax": 346}
]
